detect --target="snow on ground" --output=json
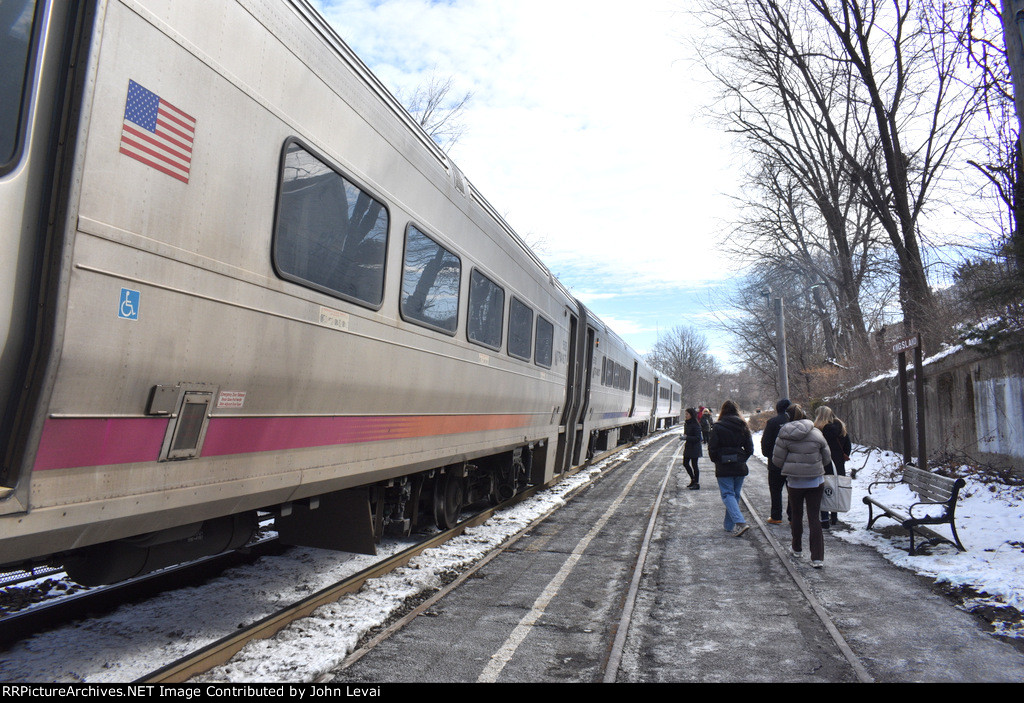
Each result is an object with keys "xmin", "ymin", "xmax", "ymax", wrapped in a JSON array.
[
  {"xmin": 827, "ymin": 447, "xmax": 1024, "ymax": 618},
  {"xmin": 2, "ymin": 429, "xmax": 1022, "ymax": 683},
  {"xmin": 193, "ymin": 432, "xmax": 1024, "ymax": 680},
  {"xmin": 0, "ymin": 438, "xmax": 651, "ymax": 683},
  {"xmin": 193, "ymin": 447, "xmax": 628, "ymax": 683},
  {"xmin": 753, "ymin": 431, "xmax": 1024, "ymax": 633}
]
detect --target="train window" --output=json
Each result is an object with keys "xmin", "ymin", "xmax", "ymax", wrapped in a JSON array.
[
  {"xmin": 467, "ymin": 269, "xmax": 504, "ymax": 350},
  {"xmin": 508, "ymin": 297, "xmax": 533, "ymax": 361},
  {"xmin": 273, "ymin": 141, "xmax": 389, "ymax": 309},
  {"xmin": 638, "ymin": 377, "xmax": 653, "ymax": 397},
  {"xmin": 401, "ymin": 225, "xmax": 461, "ymax": 334},
  {"xmin": 1, "ymin": 0, "xmax": 37, "ymax": 170},
  {"xmin": 535, "ymin": 316, "xmax": 553, "ymax": 368}
]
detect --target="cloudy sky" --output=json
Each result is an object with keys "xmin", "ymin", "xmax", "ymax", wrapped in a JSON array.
[{"xmin": 313, "ymin": 0, "xmax": 745, "ymax": 363}]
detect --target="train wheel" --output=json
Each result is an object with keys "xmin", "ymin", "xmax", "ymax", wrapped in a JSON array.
[{"xmin": 433, "ymin": 471, "xmax": 464, "ymax": 530}]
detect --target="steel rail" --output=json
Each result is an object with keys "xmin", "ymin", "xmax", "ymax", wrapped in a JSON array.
[
  {"xmin": 741, "ymin": 464, "xmax": 875, "ymax": 684},
  {"xmin": 0, "ymin": 537, "xmax": 285, "ymax": 651},
  {"xmin": 602, "ymin": 442, "xmax": 680, "ymax": 682}
]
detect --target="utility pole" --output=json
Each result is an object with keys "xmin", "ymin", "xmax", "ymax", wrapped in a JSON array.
[
  {"xmin": 1005, "ymin": 0, "xmax": 1024, "ymax": 161},
  {"xmin": 774, "ymin": 296, "xmax": 789, "ymax": 400},
  {"xmin": 763, "ymin": 288, "xmax": 789, "ymax": 400}
]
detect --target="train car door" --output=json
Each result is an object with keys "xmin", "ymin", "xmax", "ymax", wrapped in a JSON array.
[
  {"xmin": 628, "ymin": 361, "xmax": 638, "ymax": 417},
  {"xmin": 571, "ymin": 325, "xmax": 596, "ymax": 466},
  {"xmin": 651, "ymin": 377, "xmax": 661, "ymax": 433},
  {"xmin": 554, "ymin": 308, "xmax": 580, "ymax": 474},
  {"xmin": 1, "ymin": 1, "xmax": 85, "ymax": 505}
]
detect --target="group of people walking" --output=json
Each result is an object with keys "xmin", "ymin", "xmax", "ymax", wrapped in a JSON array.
[{"xmin": 679, "ymin": 399, "xmax": 852, "ymax": 568}]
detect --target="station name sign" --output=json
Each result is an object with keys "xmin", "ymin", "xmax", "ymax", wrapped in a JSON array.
[{"xmin": 892, "ymin": 334, "xmax": 920, "ymax": 355}]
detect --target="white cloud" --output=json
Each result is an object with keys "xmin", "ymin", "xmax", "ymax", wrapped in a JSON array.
[{"xmin": 589, "ymin": 315, "xmax": 657, "ymax": 337}]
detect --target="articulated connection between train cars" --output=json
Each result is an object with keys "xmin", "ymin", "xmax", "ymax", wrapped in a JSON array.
[{"xmin": 0, "ymin": 0, "xmax": 679, "ymax": 585}]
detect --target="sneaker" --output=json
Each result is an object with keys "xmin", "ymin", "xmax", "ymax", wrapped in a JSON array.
[
  {"xmin": 790, "ymin": 546, "xmax": 803, "ymax": 559},
  {"xmin": 811, "ymin": 560, "xmax": 824, "ymax": 569},
  {"xmin": 766, "ymin": 518, "xmax": 783, "ymax": 525},
  {"xmin": 732, "ymin": 523, "xmax": 750, "ymax": 537}
]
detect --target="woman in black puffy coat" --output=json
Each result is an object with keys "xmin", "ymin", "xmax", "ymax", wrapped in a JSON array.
[
  {"xmin": 708, "ymin": 400, "xmax": 754, "ymax": 536},
  {"xmin": 681, "ymin": 408, "xmax": 702, "ymax": 490}
]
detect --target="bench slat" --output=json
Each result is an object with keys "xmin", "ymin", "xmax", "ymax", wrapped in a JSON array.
[{"xmin": 903, "ymin": 467, "xmax": 957, "ymax": 503}]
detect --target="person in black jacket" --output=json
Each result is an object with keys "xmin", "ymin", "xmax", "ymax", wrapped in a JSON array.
[
  {"xmin": 708, "ymin": 400, "xmax": 755, "ymax": 536},
  {"xmin": 681, "ymin": 408, "xmax": 702, "ymax": 490},
  {"xmin": 760, "ymin": 398, "xmax": 791, "ymax": 524},
  {"xmin": 814, "ymin": 406, "xmax": 852, "ymax": 527},
  {"xmin": 699, "ymin": 407, "xmax": 712, "ymax": 444}
]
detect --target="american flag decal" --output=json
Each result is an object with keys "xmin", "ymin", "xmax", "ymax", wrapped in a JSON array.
[{"xmin": 119, "ymin": 80, "xmax": 195, "ymax": 183}]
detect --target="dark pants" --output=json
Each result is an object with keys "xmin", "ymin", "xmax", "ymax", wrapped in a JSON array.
[
  {"xmin": 789, "ymin": 484, "xmax": 825, "ymax": 561},
  {"xmin": 683, "ymin": 457, "xmax": 699, "ymax": 485},
  {"xmin": 767, "ymin": 464, "xmax": 788, "ymax": 521},
  {"xmin": 821, "ymin": 460, "xmax": 846, "ymax": 524}
]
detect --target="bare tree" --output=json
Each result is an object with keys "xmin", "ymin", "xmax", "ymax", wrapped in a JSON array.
[
  {"xmin": 936, "ymin": 1, "xmax": 1024, "ymax": 329},
  {"xmin": 644, "ymin": 326, "xmax": 722, "ymax": 405},
  {"xmin": 696, "ymin": 0, "xmax": 979, "ymax": 340},
  {"xmin": 400, "ymin": 72, "xmax": 473, "ymax": 152},
  {"xmin": 706, "ymin": 262, "xmax": 899, "ymax": 404},
  {"xmin": 695, "ymin": 0, "xmax": 896, "ymax": 361},
  {"xmin": 727, "ymin": 152, "xmax": 891, "ymax": 359}
]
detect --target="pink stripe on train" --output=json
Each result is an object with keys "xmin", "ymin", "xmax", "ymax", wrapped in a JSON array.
[
  {"xmin": 33, "ymin": 417, "xmax": 169, "ymax": 471},
  {"xmin": 33, "ymin": 413, "xmax": 535, "ymax": 471}
]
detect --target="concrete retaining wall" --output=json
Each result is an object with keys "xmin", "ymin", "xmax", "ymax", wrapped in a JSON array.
[{"xmin": 828, "ymin": 336, "xmax": 1024, "ymax": 477}]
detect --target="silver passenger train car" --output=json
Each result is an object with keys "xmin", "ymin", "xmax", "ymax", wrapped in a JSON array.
[{"xmin": 0, "ymin": 0, "xmax": 679, "ymax": 584}]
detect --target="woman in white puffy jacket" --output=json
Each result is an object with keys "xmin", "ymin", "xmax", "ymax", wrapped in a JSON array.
[{"xmin": 772, "ymin": 404, "xmax": 831, "ymax": 568}]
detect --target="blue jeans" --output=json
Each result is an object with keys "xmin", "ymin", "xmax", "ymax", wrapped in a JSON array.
[{"xmin": 717, "ymin": 475, "xmax": 746, "ymax": 530}]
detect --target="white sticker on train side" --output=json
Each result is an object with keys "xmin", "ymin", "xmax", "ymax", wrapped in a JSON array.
[
  {"xmin": 217, "ymin": 391, "xmax": 246, "ymax": 409},
  {"xmin": 319, "ymin": 306, "xmax": 350, "ymax": 331}
]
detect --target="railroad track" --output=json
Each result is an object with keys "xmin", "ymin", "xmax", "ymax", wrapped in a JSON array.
[
  {"xmin": 136, "ymin": 441, "xmax": 642, "ymax": 683},
  {"xmin": 599, "ymin": 449, "xmax": 875, "ymax": 684},
  {"xmin": 319, "ymin": 437, "xmax": 876, "ymax": 684},
  {"xmin": 0, "ymin": 433, "xmax": 660, "ymax": 682},
  {"xmin": 0, "ymin": 537, "xmax": 287, "ymax": 651},
  {"xmin": 738, "ymin": 486, "xmax": 875, "ymax": 683},
  {"xmin": 5, "ymin": 430, "xmax": 875, "ymax": 683},
  {"xmin": 598, "ymin": 448, "xmax": 873, "ymax": 683}
]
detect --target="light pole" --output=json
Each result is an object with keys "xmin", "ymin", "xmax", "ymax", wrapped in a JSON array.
[{"xmin": 763, "ymin": 288, "xmax": 789, "ymax": 400}]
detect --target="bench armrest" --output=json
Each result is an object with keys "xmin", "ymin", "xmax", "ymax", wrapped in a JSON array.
[
  {"xmin": 908, "ymin": 499, "xmax": 947, "ymax": 519},
  {"xmin": 866, "ymin": 478, "xmax": 900, "ymax": 494}
]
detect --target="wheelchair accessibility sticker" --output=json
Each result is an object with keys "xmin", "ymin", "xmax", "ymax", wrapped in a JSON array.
[{"xmin": 119, "ymin": 288, "xmax": 140, "ymax": 320}]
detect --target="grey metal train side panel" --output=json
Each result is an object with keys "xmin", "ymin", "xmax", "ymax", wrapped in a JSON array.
[{"xmin": 1, "ymin": 0, "xmax": 581, "ymax": 566}]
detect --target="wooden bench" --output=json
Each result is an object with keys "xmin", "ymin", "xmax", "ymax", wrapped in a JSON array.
[{"xmin": 863, "ymin": 465, "xmax": 966, "ymax": 555}]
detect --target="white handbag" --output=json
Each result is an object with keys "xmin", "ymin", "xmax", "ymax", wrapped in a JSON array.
[{"xmin": 821, "ymin": 474, "xmax": 852, "ymax": 512}]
